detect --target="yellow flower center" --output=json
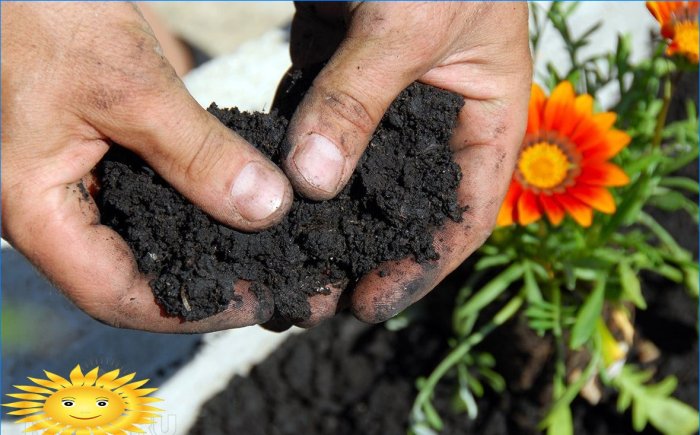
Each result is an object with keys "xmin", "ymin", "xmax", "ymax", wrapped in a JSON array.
[
  {"xmin": 672, "ymin": 20, "xmax": 699, "ymax": 63},
  {"xmin": 517, "ymin": 142, "xmax": 571, "ymax": 190}
]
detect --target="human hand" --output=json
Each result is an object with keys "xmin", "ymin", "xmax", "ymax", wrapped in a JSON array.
[
  {"xmin": 1, "ymin": 2, "xmax": 293, "ymax": 332},
  {"xmin": 282, "ymin": 2, "xmax": 532, "ymax": 325}
]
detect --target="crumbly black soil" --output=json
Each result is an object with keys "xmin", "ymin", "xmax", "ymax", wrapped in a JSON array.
[{"xmin": 97, "ymin": 78, "xmax": 464, "ymax": 322}]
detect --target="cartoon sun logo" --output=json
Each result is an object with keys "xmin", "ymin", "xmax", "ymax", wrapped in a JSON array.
[{"xmin": 3, "ymin": 365, "xmax": 162, "ymax": 434}]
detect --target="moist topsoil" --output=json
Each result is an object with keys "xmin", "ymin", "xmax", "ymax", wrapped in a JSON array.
[
  {"xmin": 97, "ymin": 74, "xmax": 464, "ymax": 322},
  {"xmin": 189, "ymin": 231, "xmax": 698, "ymax": 435}
]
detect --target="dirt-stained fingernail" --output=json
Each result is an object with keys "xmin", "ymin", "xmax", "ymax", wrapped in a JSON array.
[
  {"xmin": 230, "ymin": 162, "xmax": 287, "ymax": 222},
  {"xmin": 292, "ymin": 133, "xmax": 345, "ymax": 193}
]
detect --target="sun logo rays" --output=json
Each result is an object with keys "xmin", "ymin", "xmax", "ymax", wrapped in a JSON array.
[{"xmin": 3, "ymin": 365, "xmax": 163, "ymax": 434}]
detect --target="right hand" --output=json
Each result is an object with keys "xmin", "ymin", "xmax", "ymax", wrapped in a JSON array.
[
  {"xmin": 1, "ymin": 2, "xmax": 293, "ymax": 332},
  {"xmin": 279, "ymin": 2, "xmax": 532, "ymax": 327}
]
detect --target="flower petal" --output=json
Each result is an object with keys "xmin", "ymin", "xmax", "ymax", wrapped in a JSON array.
[
  {"xmin": 647, "ymin": 1, "xmax": 673, "ymax": 25},
  {"xmin": 554, "ymin": 193, "xmax": 593, "ymax": 227},
  {"xmin": 570, "ymin": 117, "xmax": 602, "ymax": 150},
  {"xmin": 568, "ymin": 185, "xmax": 617, "ymax": 214},
  {"xmin": 577, "ymin": 163, "xmax": 630, "ymax": 187},
  {"xmin": 527, "ymin": 84, "xmax": 547, "ymax": 134},
  {"xmin": 574, "ymin": 94, "xmax": 594, "ymax": 116},
  {"xmin": 543, "ymin": 81, "xmax": 577, "ymax": 136},
  {"xmin": 582, "ymin": 129, "xmax": 631, "ymax": 161},
  {"xmin": 496, "ymin": 182, "xmax": 522, "ymax": 226},
  {"xmin": 592, "ymin": 112, "xmax": 617, "ymax": 131},
  {"xmin": 517, "ymin": 189, "xmax": 542, "ymax": 225},
  {"xmin": 539, "ymin": 194, "xmax": 565, "ymax": 225}
]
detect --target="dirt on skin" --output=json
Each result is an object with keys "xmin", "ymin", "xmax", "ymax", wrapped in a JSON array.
[{"xmin": 97, "ymin": 73, "xmax": 465, "ymax": 322}]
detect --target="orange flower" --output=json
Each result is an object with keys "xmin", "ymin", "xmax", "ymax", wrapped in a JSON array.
[
  {"xmin": 647, "ymin": 1, "xmax": 699, "ymax": 63},
  {"xmin": 497, "ymin": 82, "xmax": 630, "ymax": 227}
]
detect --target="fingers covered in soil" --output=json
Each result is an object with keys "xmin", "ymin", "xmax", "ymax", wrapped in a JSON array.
[
  {"xmin": 98, "ymin": 79, "xmax": 466, "ymax": 324},
  {"xmin": 101, "ymin": 278, "xmax": 274, "ymax": 333},
  {"xmin": 295, "ymin": 284, "xmax": 345, "ymax": 328},
  {"xmin": 5, "ymin": 176, "xmax": 272, "ymax": 333},
  {"xmin": 353, "ymin": 142, "xmax": 518, "ymax": 323}
]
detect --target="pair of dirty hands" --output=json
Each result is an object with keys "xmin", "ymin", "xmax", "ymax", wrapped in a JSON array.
[{"xmin": 2, "ymin": 2, "xmax": 531, "ymax": 332}]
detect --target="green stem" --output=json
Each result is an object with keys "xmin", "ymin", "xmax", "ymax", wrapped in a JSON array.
[
  {"xmin": 412, "ymin": 295, "xmax": 524, "ymax": 417},
  {"xmin": 652, "ymin": 76, "xmax": 673, "ymax": 148},
  {"xmin": 552, "ymin": 286, "xmax": 567, "ymax": 399}
]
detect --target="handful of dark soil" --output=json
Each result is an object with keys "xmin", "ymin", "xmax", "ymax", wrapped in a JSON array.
[{"xmin": 97, "ymin": 75, "xmax": 465, "ymax": 323}]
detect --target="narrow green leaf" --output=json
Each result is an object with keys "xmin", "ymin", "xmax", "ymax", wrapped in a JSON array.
[
  {"xmin": 683, "ymin": 265, "xmax": 699, "ymax": 297},
  {"xmin": 475, "ymin": 254, "xmax": 513, "ymax": 271},
  {"xmin": 659, "ymin": 176, "xmax": 700, "ymax": 194},
  {"xmin": 455, "ymin": 384, "xmax": 478, "ymax": 419},
  {"xmin": 546, "ymin": 405, "xmax": 573, "ymax": 435},
  {"xmin": 523, "ymin": 261, "xmax": 543, "ymax": 302},
  {"xmin": 632, "ymin": 399, "xmax": 649, "ymax": 431},
  {"xmin": 618, "ymin": 262, "xmax": 647, "ymax": 309},
  {"xmin": 617, "ymin": 389, "xmax": 633, "ymax": 412},
  {"xmin": 422, "ymin": 400, "xmax": 444, "ymax": 431},
  {"xmin": 649, "ymin": 190, "xmax": 697, "ymax": 214},
  {"xmin": 410, "ymin": 423, "xmax": 438, "ymax": 435},
  {"xmin": 455, "ymin": 263, "xmax": 524, "ymax": 326},
  {"xmin": 657, "ymin": 264, "xmax": 684, "ymax": 282},
  {"xmin": 570, "ymin": 277, "xmax": 606, "ymax": 349},
  {"xmin": 480, "ymin": 368, "xmax": 506, "ymax": 393}
]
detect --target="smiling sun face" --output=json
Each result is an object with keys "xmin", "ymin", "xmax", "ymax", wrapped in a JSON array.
[
  {"xmin": 43, "ymin": 386, "xmax": 125, "ymax": 427},
  {"xmin": 3, "ymin": 365, "xmax": 162, "ymax": 434}
]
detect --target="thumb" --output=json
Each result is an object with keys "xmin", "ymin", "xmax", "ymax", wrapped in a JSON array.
[
  {"xmin": 88, "ymin": 82, "xmax": 293, "ymax": 232},
  {"xmin": 283, "ymin": 6, "xmax": 443, "ymax": 200}
]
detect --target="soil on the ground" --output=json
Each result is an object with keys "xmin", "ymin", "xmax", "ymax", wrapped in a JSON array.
[
  {"xmin": 189, "ymin": 258, "xmax": 697, "ymax": 435},
  {"xmin": 97, "ymin": 76, "xmax": 465, "ymax": 322}
]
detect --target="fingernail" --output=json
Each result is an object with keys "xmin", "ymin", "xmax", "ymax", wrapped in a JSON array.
[
  {"xmin": 292, "ymin": 133, "xmax": 345, "ymax": 193},
  {"xmin": 231, "ymin": 162, "xmax": 286, "ymax": 222}
]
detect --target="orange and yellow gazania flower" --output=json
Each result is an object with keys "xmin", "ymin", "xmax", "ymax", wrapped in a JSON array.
[
  {"xmin": 497, "ymin": 82, "xmax": 630, "ymax": 228},
  {"xmin": 647, "ymin": 1, "xmax": 699, "ymax": 63}
]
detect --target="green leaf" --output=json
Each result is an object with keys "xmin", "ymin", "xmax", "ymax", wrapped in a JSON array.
[
  {"xmin": 480, "ymin": 368, "xmax": 506, "ymax": 393},
  {"xmin": 410, "ymin": 423, "xmax": 438, "ymax": 435},
  {"xmin": 454, "ymin": 383, "xmax": 478, "ymax": 419},
  {"xmin": 618, "ymin": 261, "xmax": 647, "ymax": 309},
  {"xmin": 614, "ymin": 365, "xmax": 699, "ymax": 435},
  {"xmin": 659, "ymin": 176, "xmax": 700, "ymax": 194},
  {"xmin": 422, "ymin": 400, "xmax": 444, "ymax": 431},
  {"xmin": 570, "ymin": 277, "xmax": 606, "ymax": 349},
  {"xmin": 683, "ymin": 264, "xmax": 699, "ymax": 297},
  {"xmin": 466, "ymin": 375, "xmax": 484, "ymax": 398},
  {"xmin": 546, "ymin": 404, "xmax": 573, "ymax": 435},
  {"xmin": 455, "ymin": 263, "xmax": 524, "ymax": 333},
  {"xmin": 615, "ymin": 33, "xmax": 632, "ymax": 70},
  {"xmin": 523, "ymin": 261, "xmax": 543, "ymax": 302},
  {"xmin": 657, "ymin": 264, "xmax": 684, "ymax": 282},
  {"xmin": 475, "ymin": 254, "xmax": 513, "ymax": 271},
  {"xmin": 647, "ymin": 400, "xmax": 699, "ymax": 435},
  {"xmin": 649, "ymin": 189, "xmax": 699, "ymax": 218},
  {"xmin": 660, "ymin": 145, "xmax": 698, "ymax": 175}
]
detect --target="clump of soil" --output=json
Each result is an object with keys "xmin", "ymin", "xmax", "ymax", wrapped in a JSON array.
[{"xmin": 97, "ymin": 76, "xmax": 465, "ymax": 322}]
